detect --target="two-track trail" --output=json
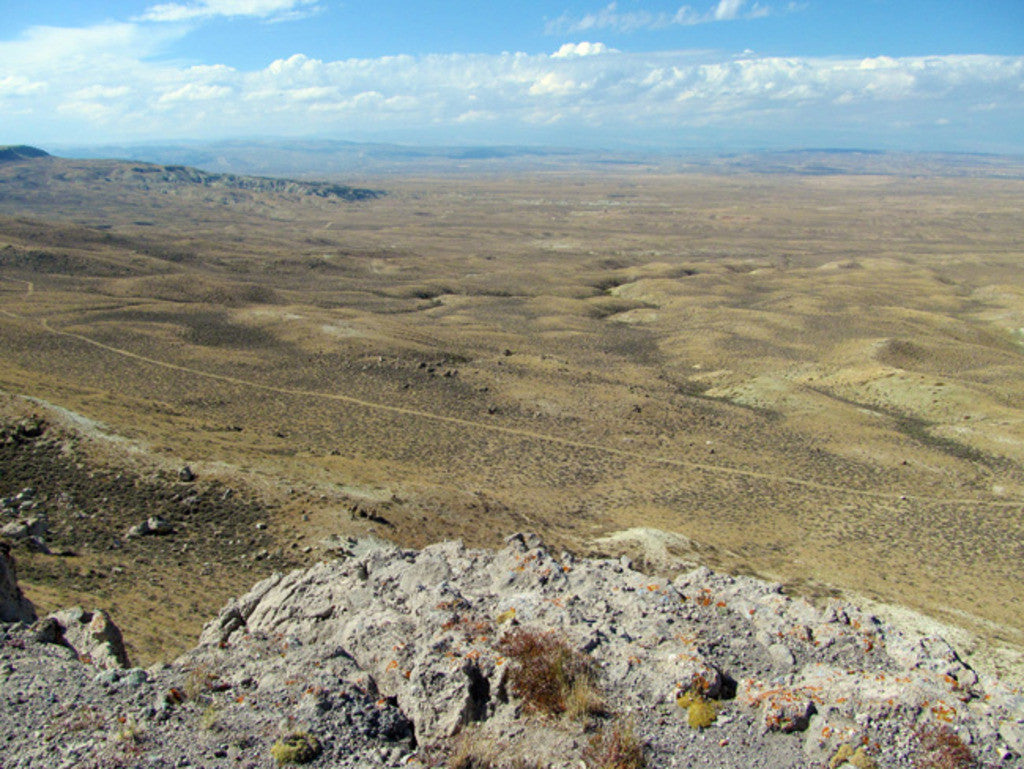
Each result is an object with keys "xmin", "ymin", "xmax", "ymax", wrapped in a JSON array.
[{"xmin": 1, "ymin": 277, "xmax": 1021, "ymax": 508}]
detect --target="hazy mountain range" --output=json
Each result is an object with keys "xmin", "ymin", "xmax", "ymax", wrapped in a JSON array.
[{"xmin": 48, "ymin": 139, "xmax": 1024, "ymax": 180}]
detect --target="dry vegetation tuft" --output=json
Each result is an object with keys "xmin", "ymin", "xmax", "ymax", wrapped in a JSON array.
[
  {"xmin": 581, "ymin": 718, "xmax": 646, "ymax": 769},
  {"xmin": 914, "ymin": 725, "xmax": 976, "ymax": 769},
  {"xmin": 497, "ymin": 629, "xmax": 605, "ymax": 719}
]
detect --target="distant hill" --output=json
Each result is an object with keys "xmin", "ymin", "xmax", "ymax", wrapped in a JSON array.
[
  {"xmin": 50, "ymin": 139, "xmax": 1024, "ymax": 179},
  {"xmin": 0, "ymin": 145, "xmax": 50, "ymax": 162},
  {"xmin": 52, "ymin": 139, "xmax": 604, "ymax": 178},
  {"xmin": 0, "ymin": 154, "xmax": 382, "ymax": 203}
]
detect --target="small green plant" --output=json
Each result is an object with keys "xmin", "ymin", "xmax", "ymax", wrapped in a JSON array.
[
  {"xmin": 270, "ymin": 732, "xmax": 322, "ymax": 766},
  {"xmin": 914, "ymin": 725, "xmax": 975, "ymax": 769},
  {"xmin": 582, "ymin": 718, "xmax": 646, "ymax": 769},
  {"xmin": 676, "ymin": 688, "xmax": 717, "ymax": 729},
  {"xmin": 497, "ymin": 629, "xmax": 603, "ymax": 719}
]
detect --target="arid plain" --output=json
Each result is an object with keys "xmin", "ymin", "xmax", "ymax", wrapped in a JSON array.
[{"xmin": 1, "ymin": 154, "xmax": 1022, "ymax": 671}]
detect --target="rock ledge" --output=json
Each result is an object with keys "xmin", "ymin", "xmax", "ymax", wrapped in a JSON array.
[{"xmin": 1, "ymin": 534, "xmax": 1022, "ymax": 768}]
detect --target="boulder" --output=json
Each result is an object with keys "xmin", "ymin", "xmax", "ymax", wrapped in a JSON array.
[
  {"xmin": 0, "ymin": 541, "xmax": 36, "ymax": 624},
  {"xmin": 125, "ymin": 515, "xmax": 174, "ymax": 538},
  {"xmin": 0, "ymin": 517, "xmax": 45, "ymax": 541},
  {"xmin": 48, "ymin": 607, "xmax": 130, "ymax": 669}
]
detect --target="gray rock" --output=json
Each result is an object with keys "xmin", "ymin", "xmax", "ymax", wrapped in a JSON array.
[
  {"xmin": 125, "ymin": 516, "xmax": 174, "ymax": 538},
  {"xmin": 146, "ymin": 516, "xmax": 174, "ymax": 535},
  {"xmin": 0, "ymin": 541, "xmax": 36, "ymax": 624},
  {"xmin": 1001, "ymin": 721, "xmax": 1024, "ymax": 752},
  {"xmin": 768, "ymin": 642, "xmax": 796, "ymax": 668},
  {"xmin": 2, "ymin": 535, "xmax": 1023, "ymax": 769},
  {"xmin": 31, "ymin": 616, "xmax": 63, "ymax": 644},
  {"xmin": 48, "ymin": 607, "xmax": 130, "ymax": 669}
]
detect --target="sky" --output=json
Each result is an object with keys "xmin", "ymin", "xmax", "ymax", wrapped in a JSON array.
[{"xmin": 1, "ymin": 0, "xmax": 1023, "ymax": 152}]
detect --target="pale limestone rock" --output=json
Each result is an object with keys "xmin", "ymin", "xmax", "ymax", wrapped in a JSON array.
[{"xmin": 49, "ymin": 607, "xmax": 130, "ymax": 669}]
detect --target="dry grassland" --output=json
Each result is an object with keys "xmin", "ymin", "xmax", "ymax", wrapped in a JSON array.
[{"xmin": 0, "ymin": 158, "xmax": 1022, "ymax": 668}]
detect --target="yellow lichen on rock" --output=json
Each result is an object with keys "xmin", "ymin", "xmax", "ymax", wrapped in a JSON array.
[{"xmin": 829, "ymin": 743, "xmax": 878, "ymax": 769}]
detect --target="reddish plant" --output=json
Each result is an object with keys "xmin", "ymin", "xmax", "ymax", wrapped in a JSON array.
[
  {"xmin": 914, "ymin": 724, "xmax": 976, "ymax": 769},
  {"xmin": 497, "ymin": 629, "xmax": 601, "ymax": 717}
]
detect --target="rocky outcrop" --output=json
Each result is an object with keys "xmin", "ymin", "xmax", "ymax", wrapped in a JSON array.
[
  {"xmin": 48, "ymin": 607, "xmax": 130, "ymax": 669},
  {"xmin": 0, "ymin": 541, "xmax": 35, "ymax": 623},
  {"xmin": 2, "ymin": 534, "xmax": 1023, "ymax": 768}
]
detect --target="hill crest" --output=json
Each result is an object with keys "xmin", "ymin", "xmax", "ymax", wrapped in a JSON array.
[{"xmin": 0, "ymin": 145, "xmax": 50, "ymax": 162}]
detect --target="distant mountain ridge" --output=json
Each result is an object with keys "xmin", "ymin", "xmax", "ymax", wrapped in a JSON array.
[
  {"xmin": 0, "ymin": 151, "xmax": 383, "ymax": 202},
  {"xmin": 0, "ymin": 145, "xmax": 50, "ymax": 162},
  {"xmin": 50, "ymin": 139, "xmax": 1024, "ymax": 179}
]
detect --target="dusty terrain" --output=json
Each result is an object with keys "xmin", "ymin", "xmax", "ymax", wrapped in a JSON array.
[{"xmin": 0, "ymin": 153, "xmax": 1022, "ymax": 673}]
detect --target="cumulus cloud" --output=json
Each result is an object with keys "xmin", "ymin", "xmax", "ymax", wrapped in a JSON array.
[
  {"xmin": 551, "ymin": 42, "xmax": 617, "ymax": 58},
  {"xmin": 139, "ymin": 0, "xmax": 320, "ymax": 23},
  {"xmin": 0, "ymin": 19, "xmax": 1021, "ymax": 150},
  {"xmin": 158, "ymin": 83, "xmax": 233, "ymax": 103},
  {"xmin": 546, "ymin": 1, "xmax": 774, "ymax": 34},
  {"xmin": 529, "ymin": 72, "xmax": 582, "ymax": 96}
]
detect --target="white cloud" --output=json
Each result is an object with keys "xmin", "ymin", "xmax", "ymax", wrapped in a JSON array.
[
  {"xmin": 139, "ymin": 0, "xmax": 319, "ymax": 23},
  {"xmin": 0, "ymin": 16, "xmax": 1021, "ymax": 151},
  {"xmin": 546, "ymin": 1, "xmax": 778, "ymax": 34},
  {"xmin": 158, "ymin": 83, "xmax": 233, "ymax": 103},
  {"xmin": 454, "ymin": 109, "xmax": 498, "ymax": 124},
  {"xmin": 0, "ymin": 22, "xmax": 169, "ymax": 72},
  {"xmin": 529, "ymin": 72, "xmax": 581, "ymax": 96},
  {"xmin": 551, "ymin": 42, "xmax": 616, "ymax": 58},
  {"xmin": 74, "ymin": 85, "xmax": 132, "ymax": 99},
  {"xmin": 0, "ymin": 75, "xmax": 47, "ymax": 97},
  {"xmin": 713, "ymin": 0, "xmax": 744, "ymax": 20}
]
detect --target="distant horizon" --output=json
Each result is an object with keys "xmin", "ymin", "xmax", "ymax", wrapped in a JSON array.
[
  {"xmin": 2, "ymin": 2, "xmax": 1022, "ymax": 154},
  {"xmin": 40, "ymin": 136, "xmax": 1024, "ymax": 161},
  {"xmin": 11, "ymin": 137, "xmax": 1018, "ymax": 183}
]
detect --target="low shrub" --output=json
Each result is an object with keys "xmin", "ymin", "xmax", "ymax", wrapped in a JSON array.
[
  {"xmin": 270, "ymin": 732, "xmax": 322, "ymax": 766},
  {"xmin": 914, "ymin": 725, "xmax": 975, "ymax": 769},
  {"xmin": 675, "ymin": 688, "xmax": 717, "ymax": 729},
  {"xmin": 445, "ymin": 727, "xmax": 544, "ymax": 769},
  {"xmin": 582, "ymin": 718, "xmax": 646, "ymax": 769},
  {"xmin": 497, "ymin": 629, "xmax": 604, "ymax": 719}
]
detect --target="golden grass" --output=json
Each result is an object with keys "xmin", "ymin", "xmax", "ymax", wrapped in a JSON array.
[{"xmin": 1, "ymin": 166, "xmax": 1023, "ymax": 670}]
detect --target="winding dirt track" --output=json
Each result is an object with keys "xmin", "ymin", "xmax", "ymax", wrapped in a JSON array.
[{"xmin": 2, "ymin": 278, "xmax": 1020, "ymax": 509}]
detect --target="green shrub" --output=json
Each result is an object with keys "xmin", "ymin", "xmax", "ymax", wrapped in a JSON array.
[
  {"xmin": 270, "ymin": 732, "xmax": 322, "ymax": 766},
  {"xmin": 675, "ymin": 689, "xmax": 717, "ymax": 729}
]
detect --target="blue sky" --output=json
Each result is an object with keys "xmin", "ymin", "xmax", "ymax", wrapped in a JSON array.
[{"xmin": 1, "ymin": 1, "xmax": 1022, "ymax": 151}]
